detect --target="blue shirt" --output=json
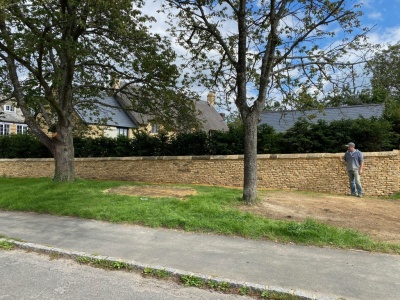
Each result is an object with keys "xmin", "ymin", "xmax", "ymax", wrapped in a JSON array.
[{"xmin": 344, "ymin": 149, "xmax": 364, "ymax": 171}]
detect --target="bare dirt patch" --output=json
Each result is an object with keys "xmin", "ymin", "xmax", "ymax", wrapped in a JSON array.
[
  {"xmin": 106, "ymin": 185, "xmax": 399, "ymax": 244},
  {"xmin": 105, "ymin": 185, "xmax": 197, "ymax": 199},
  {"xmin": 241, "ymin": 191, "xmax": 400, "ymax": 244}
]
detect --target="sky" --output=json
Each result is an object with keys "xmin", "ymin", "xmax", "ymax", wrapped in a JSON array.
[
  {"xmin": 141, "ymin": 1, "xmax": 400, "ymax": 110},
  {"xmin": 360, "ymin": 0, "xmax": 400, "ymax": 45}
]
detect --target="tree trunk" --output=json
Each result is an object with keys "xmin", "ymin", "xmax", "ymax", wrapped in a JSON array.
[
  {"xmin": 52, "ymin": 126, "xmax": 75, "ymax": 182},
  {"xmin": 242, "ymin": 112, "xmax": 258, "ymax": 204}
]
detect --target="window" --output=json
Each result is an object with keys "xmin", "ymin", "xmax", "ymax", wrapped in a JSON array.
[
  {"xmin": 17, "ymin": 125, "xmax": 28, "ymax": 134},
  {"xmin": 151, "ymin": 123, "xmax": 159, "ymax": 134},
  {"xmin": 0, "ymin": 123, "xmax": 10, "ymax": 135},
  {"xmin": 4, "ymin": 105, "xmax": 15, "ymax": 112},
  {"xmin": 117, "ymin": 127, "xmax": 129, "ymax": 137}
]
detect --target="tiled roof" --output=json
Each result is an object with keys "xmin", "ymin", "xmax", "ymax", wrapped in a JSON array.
[
  {"xmin": 195, "ymin": 100, "xmax": 228, "ymax": 132},
  {"xmin": 0, "ymin": 101, "xmax": 25, "ymax": 123},
  {"xmin": 114, "ymin": 92, "xmax": 151, "ymax": 126},
  {"xmin": 259, "ymin": 104, "xmax": 385, "ymax": 132},
  {"xmin": 75, "ymin": 96, "xmax": 137, "ymax": 128},
  {"xmin": 0, "ymin": 113, "xmax": 25, "ymax": 123},
  {"xmin": 115, "ymin": 90, "xmax": 228, "ymax": 132}
]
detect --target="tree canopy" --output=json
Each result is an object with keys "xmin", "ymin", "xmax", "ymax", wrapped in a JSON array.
[
  {"xmin": 163, "ymin": 0, "xmax": 370, "ymax": 202},
  {"xmin": 0, "ymin": 0, "xmax": 195, "ymax": 181},
  {"xmin": 367, "ymin": 42, "xmax": 400, "ymax": 103}
]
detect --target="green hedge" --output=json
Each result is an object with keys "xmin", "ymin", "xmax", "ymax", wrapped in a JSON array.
[{"xmin": 0, "ymin": 117, "xmax": 398, "ymax": 159}]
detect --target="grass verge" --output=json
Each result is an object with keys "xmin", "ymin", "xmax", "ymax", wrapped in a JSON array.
[{"xmin": 0, "ymin": 177, "xmax": 399, "ymax": 254}]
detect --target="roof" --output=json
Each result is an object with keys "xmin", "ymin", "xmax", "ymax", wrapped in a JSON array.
[
  {"xmin": 195, "ymin": 100, "xmax": 228, "ymax": 132},
  {"xmin": 116, "ymin": 91, "xmax": 228, "ymax": 132},
  {"xmin": 75, "ymin": 96, "xmax": 137, "ymax": 128},
  {"xmin": 0, "ymin": 101, "xmax": 25, "ymax": 124},
  {"xmin": 0, "ymin": 112, "xmax": 26, "ymax": 123},
  {"xmin": 114, "ymin": 92, "xmax": 151, "ymax": 126},
  {"xmin": 259, "ymin": 104, "xmax": 385, "ymax": 132}
]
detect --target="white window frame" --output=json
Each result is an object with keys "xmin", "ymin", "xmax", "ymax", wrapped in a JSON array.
[
  {"xmin": 0, "ymin": 123, "xmax": 10, "ymax": 135},
  {"xmin": 4, "ymin": 105, "xmax": 15, "ymax": 112},
  {"xmin": 117, "ymin": 127, "xmax": 129, "ymax": 137},
  {"xmin": 17, "ymin": 124, "xmax": 28, "ymax": 134},
  {"xmin": 151, "ymin": 123, "xmax": 159, "ymax": 134}
]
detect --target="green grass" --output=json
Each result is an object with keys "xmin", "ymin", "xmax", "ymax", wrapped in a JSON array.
[
  {"xmin": 0, "ymin": 177, "xmax": 399, "ymax": 254},
  {"xmin": 387, "ymin": 192, "xmax": 400, "ymax": 200}
]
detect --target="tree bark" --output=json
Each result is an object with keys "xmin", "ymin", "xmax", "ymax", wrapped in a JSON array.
[
  {"xmin": 242, "ymin": 111, "xmax": 259, "ymax": 204},
  {"xmin": 51, "ymin": 125, "xmax": 75, "ymax": 182}
]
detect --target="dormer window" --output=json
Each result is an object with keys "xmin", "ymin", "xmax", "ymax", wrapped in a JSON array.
[{"xmin": 4, "ymin": 105, "xmax": 15, "ymax": 112}]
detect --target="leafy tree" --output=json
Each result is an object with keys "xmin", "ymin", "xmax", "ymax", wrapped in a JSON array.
[
  {"xmin": 163, "ymin": 0, "xmax": 370, "ymax": 203},
  {"xmin": 365, "ymin": 43, "xmax": 400, "ymax": 134},
  {"xmin": 368, "ymin": 43, "xmax": 400, "ymax": 103},
  {"xmin": 322, "ymin": 85, "xmax": 376, "ymax": 107},
  {"xmin": 0, "ymin": 0, "xmax": 193, "ymax": 182}
]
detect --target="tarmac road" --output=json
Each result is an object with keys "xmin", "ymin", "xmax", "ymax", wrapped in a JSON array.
[
  {"xmin": 1, "ymin": 210, "xmax": 399, "ymax": 300},
  {"xmin": 0, "ymin": 249, "xmax": 248, "ymax": 300}
]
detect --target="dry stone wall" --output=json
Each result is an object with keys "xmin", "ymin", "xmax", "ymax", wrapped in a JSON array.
[{"xmin": 1, "ymin": 150, "xmax": 399, "ymax": 196}]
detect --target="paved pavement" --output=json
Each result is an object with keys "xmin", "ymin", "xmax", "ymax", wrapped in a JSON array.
[{"xmin": 0, "ymin": 210, "xmax": 399, "ymax": 300}]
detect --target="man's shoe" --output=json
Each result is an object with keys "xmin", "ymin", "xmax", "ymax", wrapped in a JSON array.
[{"xmin": 357, "ymin": 194, "xmax": 363, "ymax": 198}]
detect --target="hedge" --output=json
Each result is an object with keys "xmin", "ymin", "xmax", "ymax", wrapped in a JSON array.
[{"xmin": 0, "ymin": 117, "xmax": 397, "ymax": 159}]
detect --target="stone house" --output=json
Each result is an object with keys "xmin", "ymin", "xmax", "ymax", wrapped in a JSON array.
[
  {"xmin": 1, "ymin": 92, "xmax": 228, "ymax": 139},
  {"xmin": 0, "ymin": 100, "xmax": 28, "ymax": 135},
  {"xmin": 113, "ymin": 91, "xmax": 228, "ymax": 136}
]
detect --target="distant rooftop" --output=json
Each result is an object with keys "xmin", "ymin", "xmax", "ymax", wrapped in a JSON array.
[
  {"xmin": 259, "ymin": 104, "xmax": 385, "ymax": 132},
  {"xmin": 75, "ymin": 96, "xmax": 137, "ymax": 128}
]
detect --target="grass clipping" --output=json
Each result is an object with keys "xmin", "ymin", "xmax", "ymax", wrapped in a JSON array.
[{"xmin": 105, "ymin": 185, "xmax": 197, "ymax": 199}]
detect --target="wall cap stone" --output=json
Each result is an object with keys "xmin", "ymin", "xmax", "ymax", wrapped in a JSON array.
[{"xmin": 0, "ymin": 150, "xmax": 398, "ymax": 162}]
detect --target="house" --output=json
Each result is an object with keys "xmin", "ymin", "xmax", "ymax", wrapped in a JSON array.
[
  {"xmin": 114, "ymin": 91, "xmax": 228, "ymax": 135},
  {"xmin": 1, "ymin": 90, "xmax": 228, "ymax": 138},
  {"xmin": 194, "ymin": 93, "xmax": 229, "ymax": 134},
  {"xmin": 75, "ymin": 91, "xmax": 228, "ymax": 137},
  {"xmin": 74, "ymin": 96, "xmax": 138, "ymax": 138},
  {"xmin": 259, "ymin": 104, "xmax": 385, "ymax": 132},
  {"xmin": 0, "ymin": 100, "xmax": 28, "ymax": 135}
]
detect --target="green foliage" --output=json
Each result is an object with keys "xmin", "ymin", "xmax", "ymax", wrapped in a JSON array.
[
  {"xmin": 257, "ymin": 124, "xmax": 284, "ymax": 154},
  {"xmin": 280, "ymin": 117, "xmax": 398, "ymax": 153},
  {"xmin": 180, "ymin": 275, "xmax": 203, "ymax": 287},
  {"xmin": 1, "ymin": 113, "xmax": 398, "ymax": 159},
  {"xmin": 0, "ymin": 134, "xmax": 51, "ymax": 158},
  {"xmin": 261, "ymin": 290, "xmax": 302, "ymax": 299},
  {"xmin": 239, "ymin": 286, "xmax": 250, "ymax": 295},
  {"xmin": 0, "ymin": 0, "xmax": 195, "ymax": 181},
  {"xmin": 207, "ymin": 124, "xmax": 244, "ymax": 155},
  {"xmin": 369, "ymin": 43, "xmax": 400, "ymax": 103},
  {"xmin": 217, "ymin": 281, "xmax": 231, "ymax": 291},
  {"xmin": 76, "ymin": 256, "xmax": 130, "ymax": 270},
  {"xmin": 170, "ymin": 131, "xmax": 208, "ymax": 156},
  {"xmin": 131, "ymin": 131, "xmax": 170, "ymax": 156},
  {"xmin": 0, "ymin": 241, "xmax": 14, "ymax": 251}
]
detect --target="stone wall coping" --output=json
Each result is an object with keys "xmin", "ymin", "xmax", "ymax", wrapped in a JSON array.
[{"xmin": 0, "ymin": 149, "xmax": 399, "ymax": 162}]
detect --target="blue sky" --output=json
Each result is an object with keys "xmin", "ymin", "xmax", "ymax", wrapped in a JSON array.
[
  {"xmin": 359, "ymin": 0, "xmax": 400, "ymax": 45},
  {"xmin": 142, "ymin": 1, "xmax": 400, "ymax": 107}
]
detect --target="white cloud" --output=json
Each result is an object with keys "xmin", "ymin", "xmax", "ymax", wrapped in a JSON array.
[
  {"xmin": 367, "ymin": 26, "xmax": 400, "ymax": 46},
  {"xmin": 367, "ymin": 12, "xmax": 383, "ymax": 20}
]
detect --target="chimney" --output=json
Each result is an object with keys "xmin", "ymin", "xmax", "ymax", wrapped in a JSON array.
[
  {"xmin": 207, "ymin": 92, "xmax": 215, "ymax": 107},
  {"xmin": 111, "ymin": 76, "xmax": 120, "ymax": 90}
]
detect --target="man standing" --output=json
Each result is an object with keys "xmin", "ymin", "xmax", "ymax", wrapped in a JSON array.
[{"xmin": 343, "ymin": 142, "xmax": 364, "ymax": 197}]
